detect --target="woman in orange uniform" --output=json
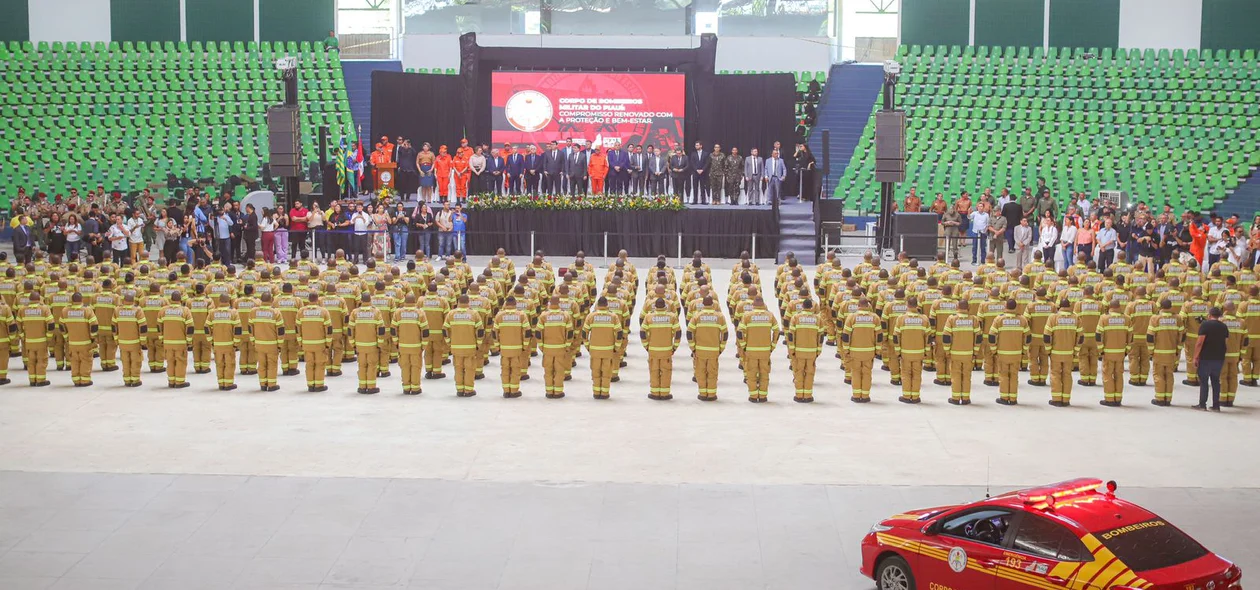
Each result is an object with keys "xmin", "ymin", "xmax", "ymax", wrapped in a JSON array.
[
  {"xmin": 588, "ymin": 146, "xmax": 609, "ymax": 195},
  {"xmin": 1189, "ymin": 216, "xmax": 1207, "ymax": 266},
  {"xmin": 453, "ymin": 149, "xmax": 471, "ymax": 203},
  {"xmin": 434, "ymin": 145, "xmax": 452, "ymax": 202}
]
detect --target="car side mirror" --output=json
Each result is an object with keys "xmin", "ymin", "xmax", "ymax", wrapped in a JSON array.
[{"xmin": 923, "ymin": 520, "xmax": 941, "ymax": 536}]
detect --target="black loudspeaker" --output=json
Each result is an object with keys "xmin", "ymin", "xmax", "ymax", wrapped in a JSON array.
[
  {"xmin": 894, "ymin": 212, "xmax": 938, "ymax": 259},
  {"xmin": 875, "ymin": 110, "xmax": 906, "ymax": 183},
  {"xmin": 820, "ymin": 129, "xmax": 830, "ymax": 177},
  {"xmin": 321, "ymin": 163, "xmax": 340, "ymax": 206},
  {"xmin": 267, "ymin": 105, "xmax": 302, "ymax": 177}
]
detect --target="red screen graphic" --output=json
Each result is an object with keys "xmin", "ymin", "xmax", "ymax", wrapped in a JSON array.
[{"xmin": 491, "ymin": 71, "xmax": 685, "ymax": 151}]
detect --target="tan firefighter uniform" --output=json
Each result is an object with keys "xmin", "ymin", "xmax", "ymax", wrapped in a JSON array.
[
  {"xmin": 276, "ymin": 291, "xmax": 303, "ymax": 376},
  {"xmin": 928, "ymin": 295, "xmax": 960, "ymax": 386},
  {"xmin": 421, "ymin": 292, "xmax": 451, "ymax": 377},
  {"xmin": 1073, "ymin": 296, "xmax": 1103, "ymax": 385},
  {"xmin": 1238, "ymin": 295, "xmax": 1260, "ymax": 385},
  {"xmin": 941, "ymin": 312, "xmax": 980, "ymax": 405},
  {"xmin": 493, "ymin": 302, "xmax": 529, "ymax": 397},
  {"xmin": 113, "ymin": 299, "xmax": 146, "ymax": 386},
  {"xmin": 893, "ymin": 307, "xmax": 931, "ymax": 402},
  {"xmin": 92, "ymin": 289, "xmax": 119, "ymax": 371},
  {"xmin": 159, "ymin": 299, "xmax": 193, "ymax": 388},
  {"xmin": 584, "ymin": 304, "xmax": 623, "ymax": 399},
  {"xmin": 989, "ymin": 307, "xmax": 1030, "ymax": 405},
  {"xmin": 786, "ymin": 305, "xmax": 822, "ymax": 402},
  {"xmin": 250, "ymin": 303, "xmax": 283, "ymax": 391},
  {"xmin": 320, "ymin": 291, "xmax": 349, "ymax": 376},
  {"xmin": 61, "ymin": 301, "xmax": 98, "ymax": 386},
  {"xmin": 187, "ymin": 293, "xmax": 213, "ymax": 374},
  {"xmin": 881, "ymin": 298, "xmax": 911, "ymax": 386},
  {"xmin": 299, "ymin": 299, "xmax": 333, "ymax": 391},
  {"xmin": 141, "ymin": 290, "xmax": 166, "ymax": 372},
  {"xmin": 48, "ymin": 290, "xmax": 71, "ymax": 371},
  {"xmin": 0, "ymin": 302, "xmax": 14, "ymax": 384},
  {"xmin": 1147, "ymin": 307, "xmax": 1182, "ymax": 406},
  {"xmin": 1044, "ymin": 305, "xmax": 1081, "ymax": 406},
  {"xmin": 978, "ymin": 297, "xmax": 1007, "ymax": 385},
  {"xmin": 393, "ymin": 302, "xmax": 429, "ymax": 395},
  {"xmin": 842, "ymin": 304, "xmax": 880, "ymax": 403},
  {"xmin": 1126, "ymin": 296, "xmax": 1155, "ymax": 386},
  {"xmin": 208, "ymin": 302, "xmax": 241, "ymax": 390},
  {"xmin": 234, "ymin": 293, "xmax": 259, "ymax": 375},
  {"xmin": 538, "ymin": 303, "xmax": 574, "ymax": 398},
  {"xmin": 641, "ymin": 301, "xmax": 680, "ymax": 400},
  {"xmin": 688, "ymin": 305, "xmax": 728, "ymax": 401},
  {"xmin": 1025, "ymin": 298, "xmax": 1054, "ymax": 386},
  {"xmin": 349, "ymin": 302, "xmax": 385, "ymax": 393},
  {"xmin": 1180, "ymin": 297, "xmax": 1211, "ymax": 385},
  {"xmin": 370, "ymin": 290, "xmax": 398, "ymax": 376},
  {"xmin": 445, "ymin": 301, "xmax": 484, "ymax": 397},
  {"xmin": 1096, "ymin": 305, "xmax": 1131, "ymax": 406},
  {"xmin": 739, "ymin": 304, "xmax": 779, "ymax": 403},
  {"xmin": 1222, "ymin": 313, "xmax": 1246, "ymax": 406}
]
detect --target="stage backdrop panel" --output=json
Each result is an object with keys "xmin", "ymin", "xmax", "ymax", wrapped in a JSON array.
[
  {"xmin": 370, "ymin": 70, "xmax": 467, "ymax": 155},
  {"xmin": 463, "ymin": 208, "xmax": 778, "ymax": 259},
  {"xmin": 697, "ymin": 73, "xmax": 798, "ymax": 158},
  {"xmin": 490, "ymin": 71, "xmax": 686, "ymax": 151}
]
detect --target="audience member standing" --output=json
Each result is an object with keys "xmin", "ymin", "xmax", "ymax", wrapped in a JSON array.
[{"xmin": 1194, "ymin": 307, "xmax": 1228, "ymax": 411}]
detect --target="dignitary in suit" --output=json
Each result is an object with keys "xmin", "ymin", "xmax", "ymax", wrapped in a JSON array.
[
  {"xmin": 524, "ymin": 145, "xmax": 543, "ymax": 195},
  {"xmin": 12, "ymin": 215, "xmax": 34, "ymax": 264},
  {"xmin": 486, "ymin": 148, "xmax": 507, "ymax": 195},
  {"xmin": 542, "ymin": 141, "xmax": 565, "ymax": 194},
  {"xmin": 628, "ymin": 145, "xmax": 645, "ymax": 195},
  {"xmin": 764, "ymin": 148, "xmax": 787, "ymax": 204},
  {"xmin": 743, "ymin": 147, "xmax": 765, "ymax": 205},
  {"xmin": 690, "ymin": 141, "xmax": 710, "ymax": 204},
  {"xmin": 646, "ymin": 145, "xmax": 668, "ymax": 196},
  {"xmin": 669, "ymin": 146, "xmax": 690, "ymax": 199},
  {"xmin": 565, "ymin": 143, "xmax": 589, "ymax": 195},
  {"xmin": 607, "ymin": 142, "xmax": 629, "ymax": 194},
  {"xmin": 505, "ymin": 144, "xmax": 526, "ymax": 195}
]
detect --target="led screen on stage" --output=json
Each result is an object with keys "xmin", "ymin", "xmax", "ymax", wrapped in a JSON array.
[{"xmin": 491, "ymin": 71, "xmax": 685, "ymax": 150}]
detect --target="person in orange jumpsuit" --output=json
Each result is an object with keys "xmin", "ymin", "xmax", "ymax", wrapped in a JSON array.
[
  {"xmin": 588, "ymin": 147, "xmax": 609, "ymax": 195},
  {"xmin": 1188, "ymin": 216, "xmax": 1207, "ymax": 265},
  {"xmin": 455, "ymin": 138, "xmax": 473, "ymax": 160},
  {"xmin": 434, "ymin": 145, "xmax": 452, "ymax": 201},
  {"xmin": 453, "ymin": 150, "xmax": 471, "ymax": 201},
  {"xmin": 379, "ymin": 136, "xmax": 395, "ymax": 158}
]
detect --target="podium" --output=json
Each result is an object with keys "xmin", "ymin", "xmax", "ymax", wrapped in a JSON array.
[{"xmin": 374, "ymin": 162, "xmax": 397, "ymax": 190}]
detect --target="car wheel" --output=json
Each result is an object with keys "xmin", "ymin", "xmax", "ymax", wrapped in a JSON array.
[{"xmin": 875, "ymin": 555, "xmax": 916, "ymax": 590}]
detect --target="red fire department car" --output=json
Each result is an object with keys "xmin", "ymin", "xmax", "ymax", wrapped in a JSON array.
[{"xmin": 860, "ymin": 478, "xmax": 1241, "ymax": 590}]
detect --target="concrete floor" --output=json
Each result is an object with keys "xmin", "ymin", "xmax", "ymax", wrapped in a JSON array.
[{"xmin": 0, "ymin": 258, "xmax": 1255, "ymax": 589}]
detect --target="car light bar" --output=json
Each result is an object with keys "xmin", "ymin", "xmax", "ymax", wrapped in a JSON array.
[{"xmin": 1018, "ymin": 478, "xmax": 1107, "ymax": 506}]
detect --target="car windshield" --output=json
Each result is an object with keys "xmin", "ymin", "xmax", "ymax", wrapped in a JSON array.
[{"xmin": 1094, "ymin": 518, "xmax": 1209, "ymax": 572}]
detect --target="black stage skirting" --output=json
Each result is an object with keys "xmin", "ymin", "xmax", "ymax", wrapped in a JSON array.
[{"xmin": 465, "ymin": 208, "xmax": 778, "ymax": 259}]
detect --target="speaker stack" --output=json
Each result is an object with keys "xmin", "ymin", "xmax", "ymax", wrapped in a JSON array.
[
  {"xmin": 874, "ymin": 110, "xmax": 906, "ymax": 183},
  {"xmin": 267, "ymin": 105, "xmax": 302, "ymax": 178}
]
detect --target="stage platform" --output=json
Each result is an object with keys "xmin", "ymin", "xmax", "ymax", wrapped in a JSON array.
[{"xmin": 464, "ymin": 204, "xmax": 779, "ymax": 258}]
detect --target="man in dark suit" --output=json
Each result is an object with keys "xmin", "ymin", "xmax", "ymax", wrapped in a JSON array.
[
  {"xmin": 12, "ymin": 215, "xmax": 34, "ymax": 264},
  {"xmin": 669, "ymin": 146, "xmax": 690, "ymax": 199},
  {"xmin": 565, "ymin": 144, "xmax": 588, "ymax": 196},
  {"xmin": 628, "ymin": 145, "xmax": 644, "ymax": 195},
  {"xmin": 606, "ymin": 141, "xmax": 627, "ymax": 194},
  {"xmin": 505, "ymin": 144, "xmax": 525, "ymax": 195},
  {"xmin": 524, "ymin": 145, "xmax": 543, "ymax": 195},
  {"xmin": 646, "ymin": 145, "xmax": 667, "ymax": 196},
  {"xmin": 487, "ymin": 148, "xmax": 507, "ymax": 195},
  {"xmin": 689, "ymin": 141, "xmax": 710, "ymax": 205},
  {"xmin": 542, "ymin": 141, "xmax": 564, "ymax": 194}
]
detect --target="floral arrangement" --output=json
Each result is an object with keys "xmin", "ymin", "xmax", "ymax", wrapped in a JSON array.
[
  {"xmin": 376, "ymin": 186, "xmax": 399, "ymax": 202},
  {"xmin": 465, "ymin": 193, "xmax": 684, "ymax": 212}
]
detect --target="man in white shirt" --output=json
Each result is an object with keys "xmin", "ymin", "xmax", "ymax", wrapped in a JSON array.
[
  {"xmin": 968, "ymin": 204, "xmax": 991, "ymax": 264},
  {"xmin": 106, "ymin": 214, "xmax": 131, "ymax": 266},
  {"xmin": 349, "ymin": 203, "xmax": 372, "ymax": 263},
  {"xmin": 125, "ymin": 209, "xmax": 146, "ymax": 264},
  {"xmin": 1206, "ymin": 215, "xmax": 1226, "ymax": 270},
  {"xmin": 1075, "ymin": 193, "xmax": 1091, "ymax": 217}
]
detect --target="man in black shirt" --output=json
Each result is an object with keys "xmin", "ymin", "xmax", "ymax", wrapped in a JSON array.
[
  {"xmin": 1194, "ymin": 307, "xmax": 1229, "ymax": 411},
  {"xmin": 1000, "ymin": 195, "xmax": 1022, "ymax": 252}
]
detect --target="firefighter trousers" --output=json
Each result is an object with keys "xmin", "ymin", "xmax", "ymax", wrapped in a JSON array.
[
  {"xmin": 1243, "ymin": 341, "xmax": 1260, "ymax": 381},
  {"xmin": 901, "ymin": 357, "xmax": 923, "ymax": 398},
  {"xmin": 1028, "ymin": 342, "xmax": 1048, "ymax": 383},
  {"xmin": 850, "ymin": 357, "xmax": 874, "ymax": 400},
  {"xmin": 256, "ymin": 346, "xmax": 279, "ymax": 387},
  {"xmin": 357, "ymin": 345, "xmax": 379, "ymax": 389},
  {"xmin": 695, "ymin": 356, "xmax": 718, "ymax": 399},
  {"xmin": 165, "ymin": 345, "xmax": 188, "ymax": 385},
  {"xmin": 120, "ymin": 345, "xmax": 142, "ymax": 385},
  {"xmin": 69, "ymin": 345, "xmax": 92, "ymax": 384},
  {"xmin": 791, "ymin": 353, "xmax": 817, "ymax": 400},
  {"xmin": 649, "ymin": 356, "xmax": 673, "ymax": 398},
  {"xmin": 145, "ymin": 334, "xmax": 164, "ymax": 371},
  {"xmin": 192, "ymin": 335, "xmax": 212, "ymax": 372},
  {"xmin": 590, "ymin": 355, "xmax": 613, "ymax": 397},
  {"xmin": 500, "ymin": 352, "xmax": 524, "ymax": 394},
  {"xmin": 214, "ymin": 347, "xmax": 236, "ymax": 387},
  {"xmin": 1078, "ymin": 343, "xmax": 1099, "ymax": 383},
  {"xmin": 304, "ymin": 345, "xmax": 327, "ymax": 388},
  {"xmin": 743, "ymin": 355, "xmax": 770, "ymax": 399},
  {"xmin": 1223, "ymin": 356, "xmax": 1239, "ymax": 402},
  {"xmin": 1152, "ymin": 358, "xmax": 1175, "ymax": 402},
  {"xmin": 543, "ymin": 351, "xmax": 566, "ymax": 396},
  {"xmin": 1129, "ymin": 342, "xmax": 1151, "ymax": 384},
  {"xmin": 399, "ymin": 348, "xmax": 422, "ymax": 393},
  {"xmin": 1102, "ymin": 356, "xmax": 1125, "ymax": 403},
  {"xmin": 950, "ymin": 356, "xmax": 972, "ymax": 399},
  {"xmin": 97, "ymin": 331, "xmax": 117, "ymax": 369},
  {"xmin": 997, "ymin": 358, "xmax": 1021, "ymax": 401},
  {"xmin": 1049, "ymin": 356, "xmax": 1074, "ymax": 403}
]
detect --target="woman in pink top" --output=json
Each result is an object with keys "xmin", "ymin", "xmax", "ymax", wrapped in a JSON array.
[{"xmin": 1075, "ymin": 212, "xmax": 1097, "ymax": 262}]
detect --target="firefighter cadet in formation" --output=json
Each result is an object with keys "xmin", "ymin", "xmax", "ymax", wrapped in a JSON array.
[
  {"xmin": 235, "ymin": 286, "xmax": 259, "ymax": 375},
  {"xmin": 61, "ymin": 293, "xmax": 98, "ymax": 387},
  {"xmin": 321, "ymin": 285, "xmax": 349, "ymax": 378},
  {"xmin": 688, "ymin": 296, "xmax": 727, "ymax": 401},
  {"xmin": 0, "ymin": 298, "xmax": 14, "ymax": 385},
  {"xmin": 208, "ymin": 294, "xmax": 241, "ymax": 390},
  {"xmin": 493, "ymin": 295, "xmax": 529, "ymax": 398},
  {"xmin": 1073, "ymin": 286, "xmax": 1103, "ymax": 386},
  {"xmin": 786, "ymin": 298, "xmax": 822, "ymax": 403},
  {"xmin": 881, "ymin": 290, "xmax": 910, "ymax": 386},
  {"xmin": 19, "ymin": 292, "xmax": 53, "ymax": 386},
  {"xmin": 1044, "ymin": 298, "xmax": 1081, "ymax": 406},
  {"xmin": 113, "ymin": 294, "xmax": 146, "ymax": 387},
  {"xmin": 538, "ymin": 296, "xmax": 573, "ymax": 399},
  {"xmin": 93, "ymin": 280, "xmax": 119, "ymax": 372},
  {"xmin": 445, "ymin": 295, "xmax": 485, "ymax": 397},
  {"xmin": 277, "ymin": 284, "xmax": 303, "ymax": 377},
  {"xmin": 49, "ymin": 282, "xmax": 71, "ymax": 372},
  {"xmin": 842, "ymin": 298, "xmax": 879, "ymax": 403},
  {"xmin": 1025, "ymin": 289, "xmax": 1054, "ymax": 387},
  {"xmin": 583, "ymin": 297, "xmax": 623, "ymax": 399},
  {"xmin": 422, "ymin": 283, "xmax": 450, "ymax": 379},
  {"xmin": 1148, "ymin": 299, "xmax": 1182, "ymax": 406},
  {"xmin": 250, "ymin": 293, "xmax": 283, "ymax": 392},
  {"xmin": 1240, "ymin": 286, "xmax": 1260, "ymax": 386},
  {"xmin": 928, "ymin": 285, "xmax": 960, "ymax": 386},
  {"xmin": 350, "ymin": 292, "xmax": 385, "ymax": 394},
  {"xmin": 1126, "ymin": 286, "xmax": 1155, "ymax": 386},
  {"xmin": 160, "ymin": 292, "xmax": 194, "ymax": 388},
  {"xmin": 1181, "ymin": 288, "xmax": 1211, "ymax": 386},
  {"xmin": 738, "ymin": 297, "xmax": 778, "ymax": 403},
  {"xmin": 188, "ymin": 284, "xmax": 213, "ymax": 374},
  {"xmin": 298, "ymin": 293, "xmax": 334, "ymax": 392},
  {"xmin": 940, "ymin": 304, "xmax": 981, "ymax": 405},
  {"xmin": 990, "ymin": 299, "xmax": 1030, "ymax": 405},
  {"xmin": 892, "ymin": 296, "xmax": 930, "ymax": 403},
  {"xmin": 1221, "ymin": 301, "xmax": 1246, "ymax": 407},
  {"xmin": 1097, "ymin": 300, "xmax": 1131, "ymax": 406},
  {"xmin": 141, "ymin": 284, "xmax": 166, "ymax": 372},
  {"xmin": 641, "ymin": 298, "xmax": 680, "ymax": 400},
  {"xmin": 392, "ymin": 293, "xmax": 429, "ymax": 395}
]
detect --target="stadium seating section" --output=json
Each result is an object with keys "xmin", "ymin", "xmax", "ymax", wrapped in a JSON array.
[
  {"xmin": 0, "ymin": 40, "xmax": 354, "ymax": 208},
  {"xmin": 837, "ymin": 46, "xmax": 1260, "ymax": 212}
]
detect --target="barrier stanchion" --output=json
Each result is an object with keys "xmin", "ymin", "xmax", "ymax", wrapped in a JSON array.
[
  {"xmin": 676, "ymin": 233, "xmax": 683, "ymax": 269},
  {"xmin": 751, "ymin": 233, "xmax": 757, "ymax": 261},
  {"xmin": 603, "ymin": 232, "xmax": 609, "ymax": 268}
]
